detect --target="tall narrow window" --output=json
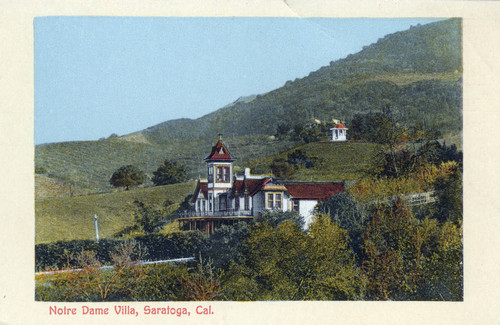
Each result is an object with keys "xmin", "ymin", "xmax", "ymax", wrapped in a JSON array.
[
  {"xmin": 292, "ymin": 200, "xmax": 300, "ymax": 212},
  {"xmin": 219, "ymin": 194, "xmax": 227, "ymax": 211},
  {"xmin": 235, "ymin": 195, "xmax": 240, "ymax": 210},
  {"xmin": 216, "ymin": 167, "xmax": 223, "ymax": 182},
  {"xmin": 208, "ymin": 194, "xmax": 213, "ymax": 211},
  {"xmin": 266, "ymin": 193, "xmax": 274, "ymax": 209},
  {"xmin": 275, "ymin": 193, "xmax": 282, "ymax": 210},
  {"xmin": 208, "ymin": 166, "xmax": 213, "ymax": 182},
  {"xmin": 244, "ymin": 194, "xmax": 250, "ymax": 211}
]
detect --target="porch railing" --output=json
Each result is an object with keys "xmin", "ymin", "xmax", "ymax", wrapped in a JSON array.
[{"xmin": 178, "ymin": 209, "xmax": 253, "ymax": 218}]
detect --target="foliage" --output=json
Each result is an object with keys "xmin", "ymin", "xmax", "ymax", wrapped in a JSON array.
[
  {"xmin": 315, "ymin": 192, "xmax": 366, "ymax": 257},
  {"xmin": 135, "ymin": 264, "xmax": 189, "ymax": 301},
  {"xmin": 152, "ymin": 159, "xmax": 187, "ymax": 186},
  {"xmin": 201, "ymin": 223, "xmax": 250, "ymax": 270},
  {"xmin": 270, "ymin": 160, "xmax": 295, "ymax": 178},
  {"xmin": 305, "ymin": 215, "xmax": 365, "ymax": 299},
  {"xmin": 222, "ymin": 219, "xmax": 363, "ymax": 300},
  {"xmin": 35, "ymin": 232, "xmax": 205, "ymax": 272},
  {"xmin": 287, "ymin": 149, "xmax": 317, "ymax": 168},
  {"xmin": 350, "ymin": 160, "xmax": 460, "ymax": 202},
  {"xmin": 109, "ymin": 165, "xmax": 145, "ymax": 190},
  {"xmin": 254, "ymin": 210, "xmax": 305, "ymax": 229},
  {"xmin": 131, "ymin": 200, "xmax": 166, "ymax": 234},
  {"xmin": 361, "ymin": 199, "xmax": 462, "ymax": 300},
  {"xmin": 36, "ymin": 246, "xmax": 147, "ymax": 301},
  {"xmin": 181, "ymin": 258, "xmax": 223, "ymax": 301},
  {"xmin": 431, "ymin": 163, "xmax": 463, "ymax": 224}
]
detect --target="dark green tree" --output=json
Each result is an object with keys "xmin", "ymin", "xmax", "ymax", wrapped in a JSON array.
[
  {"xmin": 109, "ymin": 165, "xmax": 144, "ymax": 190},
  {"xmin": 432, "ymin": 164, "xmax": 462, "ymax": 224},
  {"xmin": 152, "ymin": 159, "xmax": 187, "ymax": 186},
  {"xmin": 132, "ymin": 200, "xmax": 165, "ymax": 234}
]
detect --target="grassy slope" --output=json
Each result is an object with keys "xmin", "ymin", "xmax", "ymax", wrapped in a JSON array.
[
  {"xmin": 35, "ymin": 182, "xmax": 194, "ymax": 244},
  {"xmin": 35, "ymin": 136, "xmax": 296, "ymax": 195},
  {"xmin": 246, "ymin": 141, "xmax": 380, "ymax": 182}
]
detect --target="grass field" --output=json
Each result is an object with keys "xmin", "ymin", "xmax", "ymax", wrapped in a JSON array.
[
  {"xmin": 35, "ymin": 182, "xmax": 195, "ymax": 244},
  {"xmin": 35, "ymin": 135, "xmax": 297, "ymax": 196},
  {"xmin": 246, "ymin": 141, "xmax": 381, "ymax": 182}
]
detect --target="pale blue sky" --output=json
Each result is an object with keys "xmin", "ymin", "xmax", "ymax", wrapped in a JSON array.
[{"xmin": 35, "ymin": 17, "xmax": 443, "ymax": 145}]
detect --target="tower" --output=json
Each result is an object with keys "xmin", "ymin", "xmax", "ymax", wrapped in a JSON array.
[{"xmin": 204, "ymin": 135, "xmax": 235, "ymax": 212}]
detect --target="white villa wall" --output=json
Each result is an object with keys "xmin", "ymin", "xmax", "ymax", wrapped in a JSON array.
[{"xmin": 298, "ymin": 200, "xmax": 318, "ymax": 229}]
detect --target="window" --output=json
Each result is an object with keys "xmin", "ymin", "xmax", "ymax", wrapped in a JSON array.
[
  {"xmin": 208, "ymin": 166, "xmax": 213, "ymax": 182},
  {"xmin": 219, "ymin": 194, "xmax": 227, "ymax": 211},
  {"xmin": 244, "ymin": 194, "xmax": 250, "ymax": 211},
  {"xmin": 208, "ymin": 194, "xmax": 213, "ymax": 211},
  {"xmin": 266, "ymin": 192, "xmax": 283, "ymax": 210},
  {"xmin": 275, "ymin": 194, "xmax": 282, "ymax": 209},
  {"xmin": 235, "ymin": 195, "xmax": 240, "ymax": 210},
  {"xmin": 292, "ymin": 200, "xmax": 300, "ymax": 212},
  {"xmin": 216, "ymin": 166, "xmax": 230, "ymax": 183}
]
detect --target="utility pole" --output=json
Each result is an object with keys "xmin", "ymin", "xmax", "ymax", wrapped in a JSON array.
[{"xmin": 94, "ymin": 214, "xmax": 99, "ymax": 242}]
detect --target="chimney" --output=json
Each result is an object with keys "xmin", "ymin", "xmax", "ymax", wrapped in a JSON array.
[{"xmin": 244, "ymin": 168, "xmax": 251, "ymax": 177}]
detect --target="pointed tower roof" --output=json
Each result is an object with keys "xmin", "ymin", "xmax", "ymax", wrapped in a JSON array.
[{"xmin": 204, "ymin": 136, "xmax": 235, "ymax": 162}]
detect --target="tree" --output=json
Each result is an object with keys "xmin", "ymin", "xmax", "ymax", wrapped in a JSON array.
[
  {"xmin": 432, "ymin": 163, "xmax": 462, "ymax": 224},
  {"xmin": 132, "ymin": 200, "xmax": 165, "ymax": 234},
  {"xmin": 315, "ymin": 192, "xmax": 366, "ymax": 258},
  {"xmin": 152, "ymin": 159, "xmax": 187, "ymax": 186},
  {"xmin": 109, "ymin": 165, "xmax": 144, "ymax": 190}
]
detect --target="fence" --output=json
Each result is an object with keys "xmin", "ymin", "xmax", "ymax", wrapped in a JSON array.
[{"xmin": 366, "ymin": 191, "xmax": 437, "ymax": 206}]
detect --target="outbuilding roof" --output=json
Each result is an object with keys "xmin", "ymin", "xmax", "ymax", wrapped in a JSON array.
[{"xmin": 284, "ymin": 182, "xmax": 345, "ymax": 200}]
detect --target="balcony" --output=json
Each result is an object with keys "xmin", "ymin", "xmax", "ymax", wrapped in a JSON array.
[{"xmin": 177, "ymin": 209, "xmax": 253, "ymax": 218}]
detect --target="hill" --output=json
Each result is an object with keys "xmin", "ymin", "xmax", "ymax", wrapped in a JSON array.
[
  {"xmin": 246, "ymin": 141, "xmax": 381, "ymax": 182},
  {"xmin": 35, "ymin": 181, "xmax": 195, "ymax": 244},
  {"xmin": 35, "ymin": 18, "xmax": 462, "ymax": 195}
]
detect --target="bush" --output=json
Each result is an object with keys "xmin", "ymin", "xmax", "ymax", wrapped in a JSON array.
[
  {"xmin": 254, "ymin": 211, "xmax": 304, "ymax": 229},
  {"xmin": 35, "ymin": 232, "xmax": 206, "ymax": 272}
]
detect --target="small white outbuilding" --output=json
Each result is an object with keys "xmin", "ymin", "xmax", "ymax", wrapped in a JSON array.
[{"xmin": 330, "ymin": 121, "xmax": 348, "ymax": 142}]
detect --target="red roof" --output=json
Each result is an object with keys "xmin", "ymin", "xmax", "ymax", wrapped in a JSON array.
[
  {"xmin": 205, "ymin": 139, "xmax": 235, "ymax": 161},
  {"xmin": 334, "ymin": 123, "xmax": 346, "ymax": 129},
  {"xmin": 284, "ymin": 182, "xmax": 344, "ymax": 200},
  {"xmin": 192, "ymin": 181, "xmax": 208, "ymax": 201},
  {"xmin": 231, "ymin": 178, "xmax": 271, "ymax": 197}
]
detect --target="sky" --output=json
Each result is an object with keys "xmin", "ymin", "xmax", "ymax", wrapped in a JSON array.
[{"xmin": 34, "ymin": 17, "xmax": 443, "ymax": 145}]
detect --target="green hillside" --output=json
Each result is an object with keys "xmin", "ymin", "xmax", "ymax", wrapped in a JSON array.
[
  {"xmin": 35, "ymin": 136, "xmax": 296, "ymax": 195},
  {"xmin": 35, "ymin": 182, "xmax": 195, "ymax": 244},
  {"xmin": 246, "ymin": 141, "xmax": 381, "ymax": 182}
]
